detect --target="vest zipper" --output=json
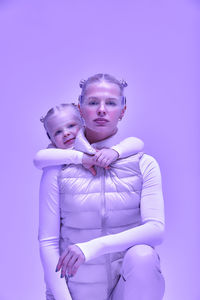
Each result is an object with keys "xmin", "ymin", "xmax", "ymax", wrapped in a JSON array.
[{"xmin": 101, "ymin": 168, "xmax": 112, "ymax": 299}]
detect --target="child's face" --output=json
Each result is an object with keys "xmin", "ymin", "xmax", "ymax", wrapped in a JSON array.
[{"xmin": 46, "ymin": 108, "xmax": 81, "ymax": 149}]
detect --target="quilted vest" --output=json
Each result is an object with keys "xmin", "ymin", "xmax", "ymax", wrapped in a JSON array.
[{"xmin": 58, "ymin": 128, "xmax": 144, "ymax": 300}]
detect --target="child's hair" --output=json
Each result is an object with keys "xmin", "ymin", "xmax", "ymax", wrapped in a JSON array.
[
  {"xmin": 40, "ymin": 103, "xmax": 82, "ymax": 140},
  {"xmin": 78, "ymin": 73, "xmax": 128, "ymax": 106}
]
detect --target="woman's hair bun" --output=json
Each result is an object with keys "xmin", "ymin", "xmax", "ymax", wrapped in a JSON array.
[
  {"xmin": 79, "ymin": 79, "xmax": 86, "ymax": 88},
  {"xmin": 120, "ymin": 79, "xmax": 128, "ymax": 88},
  {"xmin": 40, "ymin": 116, "xmax": 45, "ymax": 123}
]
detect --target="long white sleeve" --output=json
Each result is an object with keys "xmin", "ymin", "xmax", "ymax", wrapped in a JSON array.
[
  {"xmin": 111, "ymin": 137, "xmax": 144, "ymax": 158},
  {"xmin": 33, "ymin": 137, "xmax": 144, "ymax": 169},
  {"xmin": 38, "ymin": 166, "xmax": 72, "ymax": 300},
  {"xmin": 33, "ymin": 149, "xmax": 83, "ymax": 169},
  {"xmin": 76, "ymin": 222, "xmax": 164, "ymax": 262},
  {"xmin": 75, "ymin": 154, "xmax": 165, "ymax": 262}
]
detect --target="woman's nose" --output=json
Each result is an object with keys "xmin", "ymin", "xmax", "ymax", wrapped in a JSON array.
[{"xmin": 97, "ymin": 103, "xmax": 106, "ymax": 115}]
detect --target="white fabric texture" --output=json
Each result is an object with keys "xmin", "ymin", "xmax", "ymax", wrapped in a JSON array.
[
  {"xmin": 33, "ymin": 136, "xmax": 144, "ymax": 169},
  {"xmin": 33, "ymin": 149, "xmax": 83, "ymax": 169},
  {"xmin": 39, "ymin": 166, "xmax": 72, "ymax": 300},
  {"xmin": 37, "ymin": 131, "xmax": 164, "ymax": 300},
  {"xmin": 38, "ymin": 160, "xmax": 164, "ymax": 299}
]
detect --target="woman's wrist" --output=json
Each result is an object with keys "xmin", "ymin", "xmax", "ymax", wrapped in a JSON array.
[{"xmin": 75, "ymin": 237, "xmax": 105, "ymax": 262}]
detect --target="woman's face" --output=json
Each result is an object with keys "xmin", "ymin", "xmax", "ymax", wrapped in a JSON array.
[
  {"xmin": 45, "ymin": 108, "xmax": 81, "ymax": 149},
  {"xmin": 79, "ymin": 82, "xmax": 126, "ymax": 137}
]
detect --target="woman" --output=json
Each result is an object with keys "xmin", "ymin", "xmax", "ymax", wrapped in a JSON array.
[{"xmin": 39, "ymin": 73, "xmax": 165, "ymax": 300}]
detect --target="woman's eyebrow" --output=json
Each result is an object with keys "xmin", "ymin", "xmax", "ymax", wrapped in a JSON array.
[
  {"xmin": 106, "ymin": 97, "xmax": 118, "ymax": 101},
  {"xmin": 87, "ymin": 97, "xmax": 118, "ymax": 101},
  {"xmin": 87, "ymin": 96, "xmax": 99, "ymax": 100}
]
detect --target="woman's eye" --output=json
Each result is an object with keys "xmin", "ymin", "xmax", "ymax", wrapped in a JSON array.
[
  {"xmin": 107, "ymin": 101, "xmax": 116, "ymax": 106},
  {"xmin": 88, "ymin": 101, "xmax": 98, "ymax": 105}
]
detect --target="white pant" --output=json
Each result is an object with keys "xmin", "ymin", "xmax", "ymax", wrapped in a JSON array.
[
  {"xmin": 45, "ymin": 244, "xmax": 165, "ymax": 300},
  {"xmin": 110, "ymin": 244, "xmax": 165, "ymax": 300}
]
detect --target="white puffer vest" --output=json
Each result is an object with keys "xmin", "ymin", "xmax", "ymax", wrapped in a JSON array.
[{"xmin": 58, "ymin": 129, "xmax": 144, "ymax": 300}]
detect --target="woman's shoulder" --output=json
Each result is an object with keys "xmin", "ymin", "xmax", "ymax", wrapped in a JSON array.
[
  {"xmin": 139, "ymin": 153, "xmax": 161, "ymax": 176},
  {"xmin": 140, "ymin": 153, "xmax": 159, "ymax": 163}
]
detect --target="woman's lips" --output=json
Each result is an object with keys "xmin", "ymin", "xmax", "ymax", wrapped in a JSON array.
[{"xmin": 94, "ymin": 118, "xmax": 109, "ymax": 125}]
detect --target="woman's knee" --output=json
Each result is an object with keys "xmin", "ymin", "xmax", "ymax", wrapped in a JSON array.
[
  {"xmin": 119, "ymin": 245, "xmax": 165, "ymax": 298},
  {"xmin": 122, "ymin": 244, "xmax": 160, "ymax": 271}
]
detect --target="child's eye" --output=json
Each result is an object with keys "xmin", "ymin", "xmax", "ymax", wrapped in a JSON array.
[
  {"xmin": 54, "ymin": 130, "xmax": 62, "ymax": 136},
  {"xmin": 68, "ymin": 124, "xmax": 76, "ymax": 128}
]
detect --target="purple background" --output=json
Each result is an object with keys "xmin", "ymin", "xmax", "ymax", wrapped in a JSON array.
[{"xmin": 0, "ymin": 1, "xmax": 199, "ymax": 299}]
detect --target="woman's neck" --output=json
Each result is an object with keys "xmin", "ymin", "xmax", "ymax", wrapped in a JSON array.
[{"xmin": 84, "ymin": 127, "xmax": 118, "ymax": 144}]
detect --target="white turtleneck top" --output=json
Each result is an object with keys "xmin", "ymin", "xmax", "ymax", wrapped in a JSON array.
[{"xmin": 36, "ymin": 135, "xmax": 164, "ymax": 300}]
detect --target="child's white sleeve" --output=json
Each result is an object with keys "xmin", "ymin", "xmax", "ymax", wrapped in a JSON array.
[
  {"xmin": 111, "ymin": 137, "xmax": 144, "ymax": 158},
  {"xmin": 38, "ymin": 166, "xmax": 72, "ymax": 300},
  {"xmin": 33, "ymin": 149, "xmax": 83, "ymax": 169}
]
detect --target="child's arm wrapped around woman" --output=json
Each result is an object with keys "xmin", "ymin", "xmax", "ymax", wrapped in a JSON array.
[{"xmin": 33, "ymin": 136, "xmax": 144, "ymax": 169}]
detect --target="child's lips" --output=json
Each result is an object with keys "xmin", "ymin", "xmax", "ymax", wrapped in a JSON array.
[{"xmin": 64, "ymin": 138, "xmax": 75, "ymax": 144}]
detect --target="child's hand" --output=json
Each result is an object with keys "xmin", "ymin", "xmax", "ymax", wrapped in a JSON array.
[
  {"xmin": 82, "ymin": 154, "xmax": 97, "ymax": 176},
  {"xmin": 93, "ymin": 148, "xmax": 119, "ymax": 168},
  {"xmin": 82, "ymin": 149, "xmax": 119, "ymax": 173}
]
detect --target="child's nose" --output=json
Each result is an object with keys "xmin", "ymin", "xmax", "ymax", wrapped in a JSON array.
[{"xmin": 63, "ymin": 130, "xmax": 70, "ymax": 136}]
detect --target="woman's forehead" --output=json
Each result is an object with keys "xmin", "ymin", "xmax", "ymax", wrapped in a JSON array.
[{"xmin": 85, "ymin": 81, "xmax": 121, "ymax": 97}]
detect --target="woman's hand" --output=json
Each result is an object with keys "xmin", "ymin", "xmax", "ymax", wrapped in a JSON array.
[
  {"xmin": 56, "ymin": 244, "xmax": 85, "ymax": 278},
  {"xmin": 93, "ymin": 148, "xmax": 119, "ymax": 168}
]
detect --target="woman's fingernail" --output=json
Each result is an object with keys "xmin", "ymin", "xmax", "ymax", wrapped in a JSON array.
[{"xmin": 60, "ymin": 273, "xmax": 64, "ymax": 278}]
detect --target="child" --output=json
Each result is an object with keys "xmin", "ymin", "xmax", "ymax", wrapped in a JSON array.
[{"xmin": 34, "ymin": 103, "xmax": 144, "ymax": 172}]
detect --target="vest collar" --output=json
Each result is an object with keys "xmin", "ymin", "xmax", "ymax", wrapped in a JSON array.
[{"xmin": 74, "ymin": 127, "xmax": 122, "ymax": 154}]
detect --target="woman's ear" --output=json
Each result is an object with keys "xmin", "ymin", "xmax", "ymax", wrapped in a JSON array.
[{"xmin": 119, "ymin": 105, "xmax": 127, "ymax": 120}]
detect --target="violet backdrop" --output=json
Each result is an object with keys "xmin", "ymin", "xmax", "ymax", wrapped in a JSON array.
[{"xmin": 0, "ymin": 0, "xmax": 199, "ymax": 299}]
